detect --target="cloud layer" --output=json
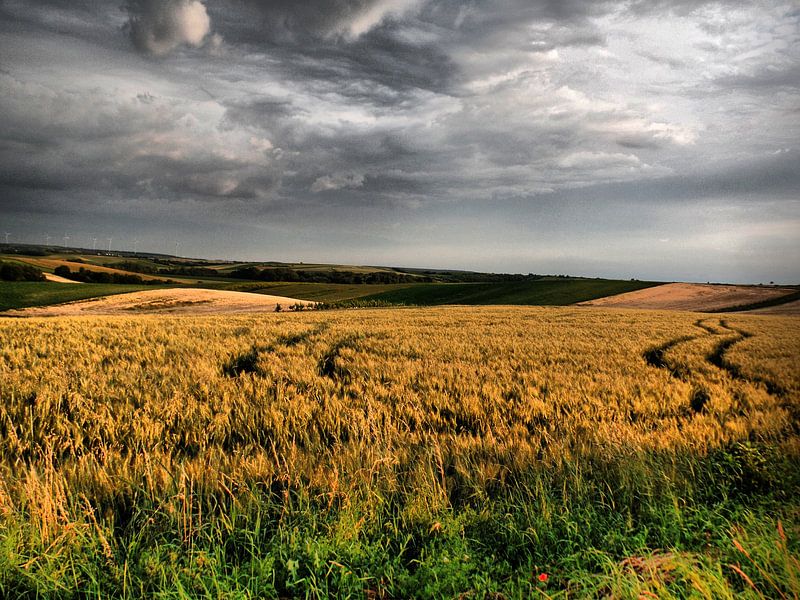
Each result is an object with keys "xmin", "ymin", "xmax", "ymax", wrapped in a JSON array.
[{"xmin": 0, "ymin": 0, "xmax": 798, "ymax": 282}]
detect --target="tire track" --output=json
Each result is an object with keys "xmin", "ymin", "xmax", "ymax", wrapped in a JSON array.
[
  {"xmin": 642, "ymin": 318, "xmax": 717, "ymax": 380},
  {"xmin": 642, "ymin": 318, "xmax": 739, "ymax": 414},
  {"xmin": 318, "ymin": 334, "xmax": 364, "ymax": 382},
  {"xmin": 710, "ymin": 321, "xmax": 786, "ymax": 396},
  {"xmin": 223, "ymin": 323, "xmax": 329, "ymax": 377},
  {"xmin": 643, "ymin": 318, "xmax": 787, "ymax": 401},
  {"xmin": 707, "ymin": 320, "xmax": 751, "ymax": 376}
]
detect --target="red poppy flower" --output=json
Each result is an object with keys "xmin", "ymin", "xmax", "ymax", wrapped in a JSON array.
[{"xmin": 538, "ymin": 573, "xmax": 548, "ymax": 582}]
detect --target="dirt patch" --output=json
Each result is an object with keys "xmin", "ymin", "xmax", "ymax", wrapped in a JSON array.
[
  {"xmin": 4, "ymin": 288, "xmax": 316, "ymax": 316},
  {"xmin": 122, "ymin": 299, "xmax": 214, "ymax": 311},
  {"xmin": 578, "ymin": 283, "xmax": 794, "ymax": 312},
  {"xmin": 43, "ymin": 273, "xmax": 82, "ymax": 284}
]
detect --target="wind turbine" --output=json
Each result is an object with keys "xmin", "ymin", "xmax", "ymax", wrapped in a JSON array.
[
  {"xmin": 45, "ymin": 234, "xmax": 51, "ymax": 246},
  {"xmin": 92, "ymin": 237, "xmax": 98, "ymax": 251},
  {"xmin": 63, "ymin": 234, "xmax": 70, "ymax": 247},
  {"xmin": 107, "ymin": 237, "xmax": 113, "ymax": 252},
  {"xmin": 3, "ymin": 232, "xmax": 9, "ymax": 244},
  {"xmin": 174, "ymin": 241, "xmax": 180, "ymax": 257},
  {"xmin": 133, "ymin": 238, "xmax": 139, "ymax": 254}
]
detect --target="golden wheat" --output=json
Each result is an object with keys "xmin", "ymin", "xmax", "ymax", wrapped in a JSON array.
[{"xmin": 0, "ymin": 307, "xmax": 797, "ymax": 557}]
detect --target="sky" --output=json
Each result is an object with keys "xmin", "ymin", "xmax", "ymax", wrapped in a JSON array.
[{"xmin": 0, "ymin": 0, "xmax": 798, "ymax": 283}]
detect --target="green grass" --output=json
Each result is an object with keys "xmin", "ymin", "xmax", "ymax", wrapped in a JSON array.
[
  {"xmin": 360, "ymin": 278, "xmax": 662, "ymax": 306},
  {"xmin": 0, "ymin": 282, "xmax": 156, "ymax": 311},
  {"xmin": 1, "ymin": 444, "xmax": 797, "ymax": 598}
]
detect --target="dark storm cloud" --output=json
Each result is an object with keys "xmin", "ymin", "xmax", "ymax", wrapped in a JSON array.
[
  {"xmin": 222, "ymin": 0, "xmax": 418, "ymax": 39},
  {"xmin": 0, "ymin": 0, "xmax": 123, "ymax": 47},
  {"xmin": 1, "ymin": 0, "xmax": 798, "ymax": 281},
  {"xmin": 206, "ymin": 5, "xmax": 457, "ymax": 99},
  {"xmin": 0, "ymin": 67, "xmax": 281, "ymax": 205}
]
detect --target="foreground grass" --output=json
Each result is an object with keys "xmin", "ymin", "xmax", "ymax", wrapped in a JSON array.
[
  {"xmin": 360, "ymin": 278, "xmax": 661, "ymax": 305},
  {"xmin": 0, "ymin": 282, "xmax": 156, "ymax": 311},
  {"xmin": 0, "ymin": 307, "xmax": 797, "ymax": 598}
]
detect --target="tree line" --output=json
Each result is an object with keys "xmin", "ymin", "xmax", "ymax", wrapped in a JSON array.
[
  {"xmin": 229, "ymin": 266, "xmax": 432, "ymax": 284},
  {"xmin": 0, "ymin": 261, "xmax": 46, "ymax": 282},
  {"xmin": 53, "ymin": 266, "xmax": 173, "ymax": 285}
]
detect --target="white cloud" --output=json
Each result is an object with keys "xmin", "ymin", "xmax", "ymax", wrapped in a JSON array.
[
  {"xmin": 129, "ymin": 0, "xmax": 212, "ymax": 57},
  {"xmin": 311, "ymin": 173, "xmax": 365, "ymax": 193},
  {"xmin": 345, "ymin": 0, "xmax": 425, "ymax": 38},
  {"xmin": 557, "ymin": 151, "xmax": 641, "ymax": 169}
]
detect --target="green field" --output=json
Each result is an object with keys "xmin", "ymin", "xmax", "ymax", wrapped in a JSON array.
[
  {"xmin": 0, "ymin": 278, "xmax": 664, "ymax": 312},
  {"xmin": 360, "ymin": 278, "xmax": 661, "ymax": 306},
  {"xmin": 1, "ymin": 248, "xmax": 670, "ymax": 312},
  {"xmin": 0, "ymin": 282, "xmax": 156, "ymax": 312},
  {"xmin": 199, "ymin": 278, "xmax": 663, "ymax": 306},
  {"xmin": 214, "ymin": 281, "xmax": 418, "ymax": 302}
]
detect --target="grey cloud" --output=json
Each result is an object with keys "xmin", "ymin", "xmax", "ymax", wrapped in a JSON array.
[
  {"xmin": 714, "ymin": 63, "xmax": 800, "ymax": 92},
  {"xmin": 0, "ymin": 75, "xmax": 281, "ymax": 204},
  {"xmin": 421, "ymin": 0, "xmax": 611, "ymax": 29},
  {"xmin": 210, "ymin": 18, "xmax": 456, "ymax": 98},
  {"xmin": 627, "ymin": 0, "xmax": 753, "ymax": 17},
  {"xmin": 1, "ymin": 0, "xmax": 798, "ymax": 282},
  {"xmin": 615, "ymin": 136, "xmax": 663, "ymax": 150},
  {"xmin": 638, "ymin": 50, "xmax": 687, "ymax": 70},
  {"xmin": 222, "ymin": 97, "xmax": 299, "ymax": 130},
  {"xmin": 0, "ymin": 0, "xmax": 125, "ymax": 50},
  {"xmin": 538, "ymin": 149, "xmax": 800, "ymax": 205}
]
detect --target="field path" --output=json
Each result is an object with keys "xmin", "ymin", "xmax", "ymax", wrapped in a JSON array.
[
  {"xmin": 2, "ymin": 288, "xmax": 315, "ymax": 316},
  {"xmin": 579, "ymin": 282, "xmax": 794, "ymax": 312}
]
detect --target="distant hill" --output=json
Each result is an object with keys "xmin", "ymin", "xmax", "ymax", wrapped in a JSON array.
[
  {"xmin": 1, "ymin": 244, "xmax": 664, "ymax": 310},
  {"xmin": 1, "ymin": 243, "xmax": 546, "ymax": 284}
]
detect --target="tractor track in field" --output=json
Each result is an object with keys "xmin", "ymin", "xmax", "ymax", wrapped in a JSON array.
[
  {"xmin": 318, "ymin": 334, "xmax": 366, "ymax": 382},
  {"xmin": 642, "ymin": 334, "xmax": 697, "ymax": 379},
  {"xmin": 643, "ymin": 318, "xmax": 785, "ymax": 409},
  {"xmin": 643, "ymin": 318, "xmax": 719, "ymax": 379},
  {"xmin": 710, "ymin": 321, "xmax": 787, "ymax": 397},
  {"xmin": 223, "ymin": 323, "xmax": 329, "ymax": 377}
]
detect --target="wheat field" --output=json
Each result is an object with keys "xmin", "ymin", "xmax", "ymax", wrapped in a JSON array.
[{"xmin": 0, "ymin": 307, "xmax": 798, "ymax": 598}]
